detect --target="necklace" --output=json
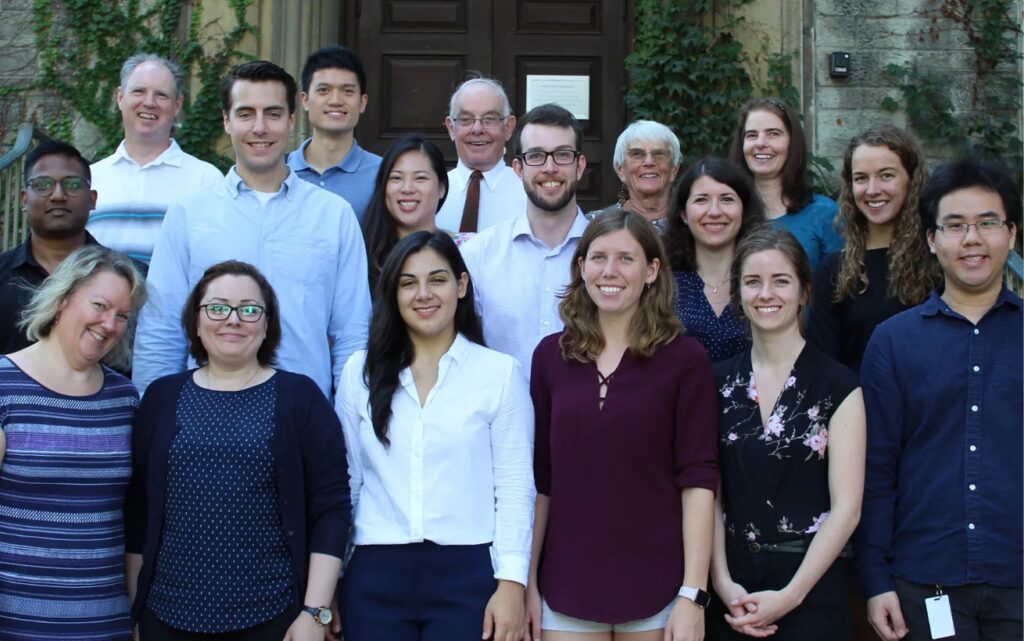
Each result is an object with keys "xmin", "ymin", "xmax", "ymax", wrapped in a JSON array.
[
  {"xmin": 699, "ymin": 271, "xmax": 729, "ymax": 295},
  {"xmin": 204, "ymin": 366, "xmax": 261, "ymax": 391}
]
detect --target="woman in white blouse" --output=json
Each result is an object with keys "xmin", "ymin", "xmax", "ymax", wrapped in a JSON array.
[{"xmin": 335, "ymin": 230, "xmax": 535, "ymax": 641}]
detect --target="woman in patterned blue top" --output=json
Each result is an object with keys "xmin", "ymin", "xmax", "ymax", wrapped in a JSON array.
[
  {"xmin": 126, "ymin": 261, "xmax": 350, "ymax": 641},
  {"xmin": 664, "ymin": 157, "xmax": 764, "ymax": 362},
  {"xmin": 0, "ymin": 245, "xmax": 146, "ymax": 641},
  {"xmin": 728, "ymin": 98, "xmax": 844, "ymax": 271}
]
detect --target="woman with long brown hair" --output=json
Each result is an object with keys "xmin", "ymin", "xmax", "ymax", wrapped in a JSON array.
[
  {"xmin": 807, "ymin": 125, "xmax": 939, "ymax": 371},
  {"xmin": 526, "ymin": 208, "xmax": 718, "ymax": 641}
]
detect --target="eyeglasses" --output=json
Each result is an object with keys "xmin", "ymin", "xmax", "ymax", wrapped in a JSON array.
[
  {"xmin": 27, "ymin": 176, "xmax": 90, "ymax": 196},
  {"xmin": 625, "ymin": 148, "xmax": 672, "ymax": 163},
  {"xmin": 517, "ymin": 149, "xmax": 580, "ymax": 166},
  {"xmin": 452, "ymin": 115, "xmax": 507, "ymax": 128},
  {"xmin": 935, "ymin": 220, "xmax": 1010, "ymax": 238},
  {"xmin": 199, "ymin": 303, "xmax": 266, "ymax": 322}
]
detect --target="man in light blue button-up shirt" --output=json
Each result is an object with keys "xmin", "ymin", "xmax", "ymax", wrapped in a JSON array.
[{"xmin": 134, "ymin": 60, "xmax": 370, "ymax": 400}]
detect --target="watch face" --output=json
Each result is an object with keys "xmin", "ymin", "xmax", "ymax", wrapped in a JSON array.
[{"xmin": 318, "ymin": 608, "xmax": 333, "ymax": 625}]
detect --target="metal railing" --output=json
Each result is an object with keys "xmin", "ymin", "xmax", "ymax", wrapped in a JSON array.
[
  {"xmin": 1007, "ymin": 249, "xmax": 1024, "ymax": 297},
  {"xmin": 0, "ymin": 124, "xmax": 51, "ymax": 252}
]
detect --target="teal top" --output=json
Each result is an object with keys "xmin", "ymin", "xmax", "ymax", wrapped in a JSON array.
[{"xmin": 772, "ymin": 194, "xmax": 843, "ymax": 271}]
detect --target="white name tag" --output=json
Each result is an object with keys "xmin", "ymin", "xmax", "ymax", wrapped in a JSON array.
[{"xmin": 925, "ymin": 594, "xmax": 956, "ymax": 639}]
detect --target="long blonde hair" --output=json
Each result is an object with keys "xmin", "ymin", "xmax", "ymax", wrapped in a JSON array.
[
  {"xmin": 558, "ymin": 208, "xmax": 681, "ymax": 362},
  {"xmin": 835, "ymin": 125, "xmax": 939, "ymax": 304}
]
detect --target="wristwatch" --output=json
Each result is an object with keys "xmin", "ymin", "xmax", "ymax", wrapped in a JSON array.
[
  {"xmin": 677, "ymin": 586, "xmax": 712, "ymax": 609},
  {"xmin": 301, "ymin": 605, "xmax": 333, "ymax": 627}
]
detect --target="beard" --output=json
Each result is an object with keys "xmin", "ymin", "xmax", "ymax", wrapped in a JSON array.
[{"xmin": 524, "ymin": 175, "xmax": 578, "ymax": 213}]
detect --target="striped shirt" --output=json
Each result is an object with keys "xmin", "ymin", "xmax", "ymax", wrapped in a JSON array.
[{"xmin": 0, "ymin": 356, "xmax": 138, "ymax": 640}]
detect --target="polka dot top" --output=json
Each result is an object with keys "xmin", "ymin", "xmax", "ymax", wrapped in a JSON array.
[
  {"xmin": 673, "ymin": 269, "xmax": 750, "ymax": 362},
  {"xmin": 147, "ymin": 375, "xmax": 295, "ymax": 633}
]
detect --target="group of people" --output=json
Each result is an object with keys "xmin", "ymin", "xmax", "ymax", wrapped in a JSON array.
[{"xmin": 0, "ymin": 41, "xmax": 1019, "ymax": 641}]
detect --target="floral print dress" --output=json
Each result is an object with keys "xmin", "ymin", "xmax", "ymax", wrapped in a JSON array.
[{"xmin": 714, "ymin": 344, "xmax": 859, "ymax": 547}]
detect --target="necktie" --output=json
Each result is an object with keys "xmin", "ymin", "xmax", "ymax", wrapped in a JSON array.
[{"xmin": 460, "ymin": 170, "xmax": 483, "ymax": 233}]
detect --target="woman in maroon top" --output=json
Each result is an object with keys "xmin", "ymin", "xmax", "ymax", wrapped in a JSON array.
[{"xmin": 526, "ymin": 208, "xmax": 719, "ymax": 641}]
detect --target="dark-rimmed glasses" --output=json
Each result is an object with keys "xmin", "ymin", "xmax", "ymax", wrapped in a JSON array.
[
  {"xmin": 27, "ymin": 176, "xmax": 91, "ymax": 196},
  {"xmin": 198, "ymin": 303, "xmax": 265, "ymax": 322},
  {"xmin": 517, "ymin": 150, "xmax": 580, "ymax": 166}
]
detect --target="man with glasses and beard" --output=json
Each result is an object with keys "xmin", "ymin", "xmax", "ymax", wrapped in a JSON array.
[
  {"xmin": 0, "ymin": 140, "xmax": 143, "ymax": 353},
  {"xmin": 459, "ymin": 103, "xmax": 588, "ymax": 374}
]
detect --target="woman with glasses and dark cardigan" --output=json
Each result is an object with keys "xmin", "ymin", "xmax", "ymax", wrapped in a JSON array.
[{"xmin": 126, "ymin": 260, "xmax": 350, "ymax": 641}]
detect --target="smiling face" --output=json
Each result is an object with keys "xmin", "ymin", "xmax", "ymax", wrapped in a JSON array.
[
  {"xmin": 396, "ymin": 247, "xmax": 468, "ymax": 342},
  {"xmin": 445, "ymin": 83, "xmax": 515, "ymax": 171},
  {"xmin": 684, "ymin": 175, "xmax": 744, "ymax": 251},
  {"xmin": 581, "ymin": 228, "xmax": 659, "ymax": 321},
  {"xmin": 301, "ymin": 67, "xmax": 367, "ymax": 137},
  {"xmin": 385, "ymin": 150, "xmax": 447, "ymax": 237},
  {"xmin": 742, "ymin": 110, "xmax": 790, "ymax": 180},
  {"xmin": 196, "ymin": 274, "xmax": 268, "ymax": 368},
  {"xmin": 223, "ymin": 79, "xmax": 295, "ymax": 181},
  {"xmin": 616, "ymin": 139, "xmax": 679, "ymax": 202},
  {"xmin": 851, "ymin": 144, "xmax": 910, "ymax": 232},
  {"xmin": 117, "ymin": 60, "xmax": 182, "ymax": 144},
  {"xmin": 739, "ymin": 248, "xmax": 806, "ymax": 335},
  {"xmin": 53, "ymin": 270, "xmax": 132, "ymax": 367},
  {"xmin": 928, "ymin": 186, "xmax": 1016, "ymax": 301},
  {"xmin": 22, "ymin": 154, "xmax": 95, "ymax": 241},
  {"xmin": 513, "ymin": 123, "xmax": 586, "ymax": 215}
]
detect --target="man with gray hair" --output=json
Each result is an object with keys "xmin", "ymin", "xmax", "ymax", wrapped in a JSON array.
[
  {"xmin": 435, "ymin": 77, "xmax": 526, "ymax": 235},
  {"xmin": 88, "ymin": 53, "xmax": 223, "ymax": 263}
]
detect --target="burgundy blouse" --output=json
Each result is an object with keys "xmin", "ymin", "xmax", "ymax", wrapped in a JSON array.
[{"xmin": 531, "ymin": 332, "xmax": 719, "ymax": 623}]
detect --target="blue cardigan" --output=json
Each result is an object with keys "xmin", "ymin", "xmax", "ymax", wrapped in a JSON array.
[{"xmin": 125, "ymin": 369, "xmax": 351, "ymax": 621}]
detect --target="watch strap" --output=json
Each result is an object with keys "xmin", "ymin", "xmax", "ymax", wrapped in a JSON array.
[{"xmin": 677, "ymin": 585, "xmax": 712, "ymax": 608}]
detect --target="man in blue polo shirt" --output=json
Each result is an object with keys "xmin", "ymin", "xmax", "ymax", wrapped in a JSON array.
[
  {"xmin": 286, "ymin": 45, "xmax": 381, "ymax": 220},
  {"xmin": 856, "ymin": 156, "xmax": 1022, "ymax": 641}
]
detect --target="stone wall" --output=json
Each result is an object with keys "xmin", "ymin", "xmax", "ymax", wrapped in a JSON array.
[{"xmin": 811, "ymin": 0, "xmax": 1022, "ymax": 168}]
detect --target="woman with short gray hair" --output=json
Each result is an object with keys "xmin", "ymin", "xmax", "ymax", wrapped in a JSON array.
[{"xmin": 0, "ymin": 245, "xmax": 146, "ymax": 639}]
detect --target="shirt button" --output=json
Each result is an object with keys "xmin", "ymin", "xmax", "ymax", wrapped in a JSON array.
[
  {"xmin": 288, "ymin": 530, "xmax": 295, "ymax": 536},
  {"xmin": 319, "ymin": 181, "xmax": 325, "ymax": 186},
  {"xmin": 968, "ymin": 523, "xmax": 975, "ymax": 530},
  {"xmin": 543, "ymin": 320, "xmax": 550, "ymax": 326},
  {"xmin": 973, "ymin": 328, "xmax": 980, "ymax": 335},
  {"xmin": 969, "ymin": 484, "xmax": 976, "ymax": 491},
  {"xmin": 973, "ymin": 365, "xmax": 980, "ymax": 372},
  {"xmin": 969, "ymin": 445, "xmax": 977, "ymax": 452},
  {"xmin": 971, "ymin": 405, "xmax": 978, "ymax": 412}
]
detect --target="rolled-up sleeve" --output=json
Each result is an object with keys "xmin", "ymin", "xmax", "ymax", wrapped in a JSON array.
[{"xmin": 673, "ymin": 341, "xmax": 719, "ymax": 492}]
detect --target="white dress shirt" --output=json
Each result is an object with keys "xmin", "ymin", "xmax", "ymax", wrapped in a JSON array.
[
  {"xmin": 435, "ymin": 160, "xmax": 527, "ymax": 233},
  {"xmin": 459, "ymin": 210, "xmax": 589, "ymax": 374},
  {"xmin": 133, "ymin": 168, "xmax": 371, "ymax": 399},
  {"xmin": 88, "ymin": 139, "xmax": 224, "ymax": 262},
  {"xmin": 336, "ymin": 334, "xmax": 535, "ymax": 586}
]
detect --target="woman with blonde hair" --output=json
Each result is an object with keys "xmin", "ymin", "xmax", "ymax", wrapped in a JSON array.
[
  {"xmin": 807, "ymin": 125, "xmax": 939, "ymax": 371},
  {"xmin": 527, "ymin": 208, "xmax": 718, "ymax": 641}
]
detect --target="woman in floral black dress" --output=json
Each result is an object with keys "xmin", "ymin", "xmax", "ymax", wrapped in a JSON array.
[{"xmin": 709, "ymin": 226, "xmax": 865, "ymax": 640}]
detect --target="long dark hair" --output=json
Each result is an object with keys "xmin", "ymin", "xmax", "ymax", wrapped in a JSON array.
[
  {"xmin": 361, "ymin": 135, "xmax": 449, "ymax": 291},
  {"xmin": 727, "ymin": 97, "xmax": 814, "ymax": 212},
  {"xmin": 663, "ymin": 156, "xmax": 765, "ymax": 272},
  {"xmin": 363, "ymin": 230, "xmax": 483, "ymax": 446}
]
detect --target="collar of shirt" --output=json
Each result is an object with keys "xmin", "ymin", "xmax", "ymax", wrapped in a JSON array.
[
  {"xmin": 111, "ymin": 139, "xmax": 185, "ymax": 169},
  {"xmin": 10, "ymin": 231, "xmax": 101, "ymax": 271},
  {"xmin": 511, "ymin": 208, "xmax": 588, "ymax": 250},
  {"xmin": 225, "ymin": 167, "xmax": 298, "ymax": 201},
  {"xmin": 451, "ymin": 159, "xmax": 511, "ymax": 194},
  {"xmin": 287, "ymin": 138, "xmax": 368, "ymax": 175},
  {"xmin": 398, "ymin": 333, "xmax": 471, "ymax": 395},
  {"xmin": 918, "ymin": 287, "xmax": 1022, "ymax": 319}
]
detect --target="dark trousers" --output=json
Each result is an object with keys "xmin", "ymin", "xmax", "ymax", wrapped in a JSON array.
[
  {"xmin": 138, "ymin": 605, "xmax": 298, "ymax": 641},
  {"xmin": 341, "ymin": 541, "xmax": 495, "ymax": 641},
  {"xmin": 707, "ymin": 545, "xmax": 850, "ymax": 641},
  {"xmin": 893, "ymin": 578, "xmax": 1023, "ymax": 641}
]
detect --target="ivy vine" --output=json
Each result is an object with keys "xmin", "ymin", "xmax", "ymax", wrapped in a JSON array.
[
  {"xmin": 30, "ymin": 0, "xmax": 255, "ymax": 169},
  {"xmin": 881, "ymin": 0, "xmax": 1022, "ymax": 180}
]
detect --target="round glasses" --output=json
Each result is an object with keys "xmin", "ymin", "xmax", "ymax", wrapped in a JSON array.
[{"xmin": 198, "ymin": 303, "xmax": 265, "ymax": 322}]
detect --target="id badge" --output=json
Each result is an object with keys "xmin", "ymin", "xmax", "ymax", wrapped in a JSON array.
[{"xmin": 924, "ymin": 594, "xmax": 955, "ymax": 639}]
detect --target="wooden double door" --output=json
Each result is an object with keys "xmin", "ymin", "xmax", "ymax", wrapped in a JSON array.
[{"xmin": 346, "ymin": 0, "xmax": 629, "ymax": 210}]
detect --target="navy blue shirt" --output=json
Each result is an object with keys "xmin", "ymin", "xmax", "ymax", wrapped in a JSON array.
[
  {"xmin": 673, "ymin": 270, "xmax": 749, "ymax": 362},
  {"xmin": 854, "ymin": 288, "xmax": 1023, "ymax": 597}
]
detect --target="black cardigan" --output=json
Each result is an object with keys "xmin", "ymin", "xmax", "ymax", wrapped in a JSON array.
[{"xmin": 125, "ymin": 369, "xmax": 351, "ymax": 622}]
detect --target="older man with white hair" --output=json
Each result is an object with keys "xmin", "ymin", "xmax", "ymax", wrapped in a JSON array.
[
  {"xmin": 88, "ymin": 53, "xmax": 223, "ymax": 263},
  {"xmin": 435, "ymin": 77, "xmax": 527, "ymax": 236}
]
